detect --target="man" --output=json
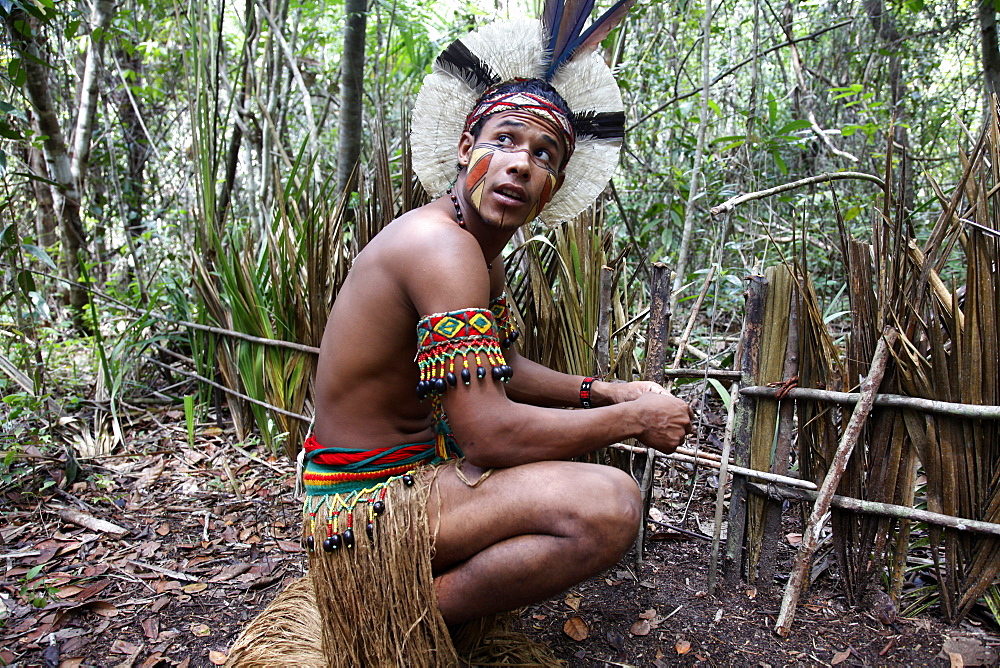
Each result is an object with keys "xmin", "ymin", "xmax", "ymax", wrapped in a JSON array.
[{"xmin": 228, "ymin": 12, "xmax": 693, "ymax": 667}]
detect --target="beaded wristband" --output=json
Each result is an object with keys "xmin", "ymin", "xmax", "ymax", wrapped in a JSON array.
[{"xmin": 580, "ymin": 377, "xmax": 595, "ymax": 408}]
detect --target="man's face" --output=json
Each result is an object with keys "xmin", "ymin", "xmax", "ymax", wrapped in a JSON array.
[{"xmin": 457, "ymin": 110, "xmax": 567, "ymax": 229}]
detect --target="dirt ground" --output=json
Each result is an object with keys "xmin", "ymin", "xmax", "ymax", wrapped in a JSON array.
[{"xmin": 2, "ymin": 406, "xmax": 999, "ymax": 667}]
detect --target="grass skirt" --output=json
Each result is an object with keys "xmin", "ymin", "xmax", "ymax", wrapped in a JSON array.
[{"xmin": 226, "ymin": 462, "xmax": 561, "ymax": 667}]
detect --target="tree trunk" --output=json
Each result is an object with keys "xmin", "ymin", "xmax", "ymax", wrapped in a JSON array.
[
  {"xmin": 117, "ymin": 46, "xmax": 147, "ymax": 242},
  {"xmin": 335, "ymin": 0, "xmax": 367, "ymax": 197},
  {"xmin": 71, "ymin": 0, "xmax": 115, "ymax": 185},
  {"xmin": 5, "ymin": 9, "xmax": 90, "ymax": 331},
  {"xmin": 979, "ymin": 0, "xmax": 1000, "ymax": 114},
  {"xmin": 26, "ymin": 134, "xmax": 56, "ymax": 249},
  {"xmin": 863, "ymin": 0, "xmax": 914, "ymax": 213}
]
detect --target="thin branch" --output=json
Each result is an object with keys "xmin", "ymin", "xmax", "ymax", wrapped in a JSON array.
[
  {"xmin": 741, "ymin": 385, "xmax": 1000, "ymax": 419},
  {"xmin": 141, "ymin": 355, "xmax": 311, "ymax": 423},
  {"xmin": 628, "ymin": 19, "xmax": 854, "ymax": 131},
  {"xmin": 746, "ymin": 482, "xmax": 1000, "ymax": 538},
  {"xmin": 710, "ymin": 172, "xmax": 886, "ymax": 216}
]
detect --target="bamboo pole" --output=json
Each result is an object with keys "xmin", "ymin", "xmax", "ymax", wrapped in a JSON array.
[
  {"xmin": 740, "ymin": 386, "xmax": 1000, "ymax": 419},
  {"xmin": 666, "ymin": 266, "xmax": 715, "ymax": 392},
  {"xmin": 746, "ymin": 482, "xmax": 1000, "ymax": 538},
  {"xmin": 635, "ymin": 263, "xmax": 672, "ymax": 564},
  {"xmin": 775, "ymin": 327, "xmax": 898, "ymax": 637}
]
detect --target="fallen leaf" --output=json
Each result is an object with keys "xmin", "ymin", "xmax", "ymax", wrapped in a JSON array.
[
  {"xmin": 948, "ymin": 651, "xmax": 965, "ymax": 668},
  {"xmin": 191, "ymin": 623, "xmax": 211, "ymax": 637},
  {"xmin": 831, "ymin": 648, "xmax": 852, "ymax": 665},
  {"xmin": 675, "ymin": 639, "xmax": 691, "ymax": 654},
  {"xmin": 648, "ymin": 507, "xmax": 663, "ymax": 521},
  {"xmin": 89, "ymin": 601, "xmax": 119, "ymax": 617},
  {"xmin": 531, "ymin": 613, "xmax": 546, "ymax": 621},
  {"xmin": 606, "ymin": 629, "xmax": 625, "ymax": 651},
  {"xmin": 111, "ymin": 639, "xmax": 141, "ymax": 655},
  {"xmin": 786, "ymin": 532, "xmax": 802, "ymax": 546},
  {"xmin": 639, "ymin": 608, "xmax": 657, "ymax": 620},
  {"xmin": 745, "ymin": 587, "xmax": 757, "ymax": 599},
  {"xmin": 182, "ymin": 582, "xmax": 208, "ymax": 594},
  {"xmin": 563, "ymin": 616, "xmax": 589, "ymax": 641},
  {"xmin": 564, "ymin": 593, "xmax": 582, "ymax": 611},
  {"xmin": 142, "ymin": 616, "xmax": 159, "ymax": 640},
  {"xmin": 139, "ymin": 653, "xmax": 165, "ymax": 668},
  {"xmin": 58, "ymin": 659, "xmax": 84, "ymax": 668},
  {"xmin": 629, "ymin": 619, "xmax": 651, "ymax": 636},
  {"xmin": 275, "ymin": 540, "xmax": 304, "ymax": 553},
  {"xmin": 57, "ymin": 510, "xmax": 128, "ymax": 537},
  {"xmin": 208, "ymin": 650, "xmax": 228, "ymax": 665}
]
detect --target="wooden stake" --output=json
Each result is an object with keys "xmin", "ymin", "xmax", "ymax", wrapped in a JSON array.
[
  {"xmin": 775, "ymin": 327, "xmax": 898, "ymax": 637},
  {"xmin": 724, "ymin": 275, "xmax": 768, "ymax": 586},
  {"xmin": 635, "ymin": 263, "xmax": 672, "ymax": 564},
  {"xmin": 757, "ymin": 279, "xmax": 800, "ymax": 588}
]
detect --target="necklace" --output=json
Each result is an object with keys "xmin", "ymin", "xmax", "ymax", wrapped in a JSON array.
[
  {"xmin": 446, "ymin": 188, "xmax": 491, "ymax": 270},
  {"xmin": 447, "ymin": 188, "xmax": 466, "ymax": 228}
]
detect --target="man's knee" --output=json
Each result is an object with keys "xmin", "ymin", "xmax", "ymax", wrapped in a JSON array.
[{"xmin": 564, "ymin": 465, "xmax": 640, "ymax": 566}]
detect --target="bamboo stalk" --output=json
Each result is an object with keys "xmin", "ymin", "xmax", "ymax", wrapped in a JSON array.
[
  {"xmin": 596, "ymin": 266, "xmax": 614, "ymax": 378},
  {"xmin": 746, "ymin": 482, "xmax": 1000, "ymax": 538},
  {"xmin": 775, "ymin": 327, "xmax": 898, "ymax": 637},
  {"xmin": 740, "ymin": 386, "xmax": 1000, "ymax": 419}
]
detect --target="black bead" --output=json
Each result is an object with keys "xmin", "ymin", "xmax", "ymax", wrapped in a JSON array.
[
  {"xmin": 322, "ymin": 536, "xmax": 338, "ymax": 552},
  {"xmin": 402, "ymin": 474, "xmax": 414, "ymax": 486},
  {"xmin": 306, "ymin": 535, "xmax": 315, "ymax": 551},
  {"xmin": 373, "ymin": 500, "xmax": 385, "ymax": 515},
  {"xmin": 461, "ymin": 368, "xmax": 471, "ymax": 385},
  {"xmin": 446, "ymin": 371, "xmax": 458, "ymax": 387},
  {"xmin": 492, "ymin": 366, "xmax": 503, "ymax": 380},
  {"xmin": 508, "ymin": 330, "xmax": 519, "ymax": 344},
  {"xmin": 505, "ymin": 365, "xmax": 514, "ymax": 381},
  {"xmin": 434, "ymin": 377, "xmax": 447, "ymax": 393},
  {"xmin": 366, "ymin": 521, "xmax": 375, "ymax": 541},
  {"xmin": 342, "ymin": 528, "xmax": 355, "ymax": 549},
  {"xmin": 477, "ymin": 366, "xmax": 486, "ymax": 379}
]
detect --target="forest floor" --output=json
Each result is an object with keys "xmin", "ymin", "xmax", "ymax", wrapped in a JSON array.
[{"xmin": 2, "ymin": 400, "xmax": 999, "ymax": 668}]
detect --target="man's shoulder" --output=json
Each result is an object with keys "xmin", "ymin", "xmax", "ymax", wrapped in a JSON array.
[{"xmin": 381, "ymin": 204, "xmax": 485, "ymax": 267}]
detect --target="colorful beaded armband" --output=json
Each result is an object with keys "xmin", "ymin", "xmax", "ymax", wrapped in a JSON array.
[
  {"xmin": 489, "ymin": 295, "xmax": 520, "ymax": 348},
  {"xmin": 415, "ymin": 308, "xmax": 512, "ymax": 400}
]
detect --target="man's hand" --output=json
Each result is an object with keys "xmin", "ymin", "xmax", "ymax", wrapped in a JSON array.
[
  {"xmin": 593, "ymin": 379, "xmax": 669, "ymax": 405},
  {"xmin": 630, "ymin": 393, "xmax": 694, "ymax": 455}
]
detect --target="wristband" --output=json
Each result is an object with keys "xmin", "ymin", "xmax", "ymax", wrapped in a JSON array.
[{"xmin": 580, "ymin": 377, "xmax": 595, "ymax": 408}]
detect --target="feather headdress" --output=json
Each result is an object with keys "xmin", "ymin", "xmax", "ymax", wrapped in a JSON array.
[{"xmin": 411, "ymin": 0, "xmax": 636, "ymax": 224}]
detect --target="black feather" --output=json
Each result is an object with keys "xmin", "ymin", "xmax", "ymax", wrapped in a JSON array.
[
  {"xmin": 436, "ymin": 39, "xmax": 500, "ymax": 94},
  {"xmin": 572, "ymin": 111, "xmax": 626, "ymax": 140},
  {"xmin": 547, "ymin": 0, "xmax": 636, "ymax": 77}
]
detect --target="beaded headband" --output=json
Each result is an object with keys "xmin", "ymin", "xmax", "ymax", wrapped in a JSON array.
[
  {"xmin": 464, "ymin": 86, "xmax": 577, "ymax": 158},
  {"xmin": 411, "ymin": 0, "xmax": 636, "ymax": 224}
]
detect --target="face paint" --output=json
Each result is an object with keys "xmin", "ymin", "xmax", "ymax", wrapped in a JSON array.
[
  {"xmin": 465, "ymin": 146, "xmax": 494, "ymax": 210},
  {"xmin": 525, "ymin": 171, "xmax": 558, "ymax": 222}
]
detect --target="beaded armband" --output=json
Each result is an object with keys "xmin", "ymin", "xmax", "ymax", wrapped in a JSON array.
[
  {"xmin": 415, "ymin": 308, "xmax": 512, "ymax": 399},
  {"xmin": 489, "ymin": 295, "xmax": 521, "ymax": 348}
]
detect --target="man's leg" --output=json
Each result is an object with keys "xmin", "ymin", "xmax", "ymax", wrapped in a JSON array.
[{"xmin": 428, "ymin": 460, "xmax": 640, "ymax": 625}]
